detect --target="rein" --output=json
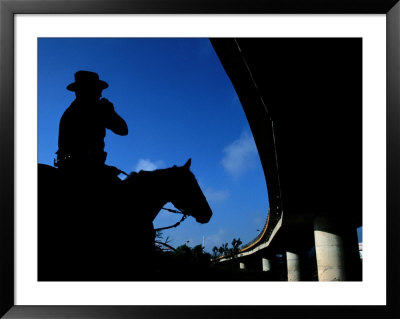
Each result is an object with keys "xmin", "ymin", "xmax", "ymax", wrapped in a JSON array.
[
  {"xmin": 154, "ymin": 207, "xmax": 188, "ymax": 231},
  {"xmin": 121, "ymin": 169, "xmax": 190, "ymax": 232}
]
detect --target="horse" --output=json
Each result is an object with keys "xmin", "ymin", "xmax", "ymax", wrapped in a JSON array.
[{"xmin": 38, "ymin": 158, "xmax": 212, "ymax": 281}]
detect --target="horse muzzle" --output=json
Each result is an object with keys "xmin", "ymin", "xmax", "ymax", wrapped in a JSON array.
[{"xmin": 195, "ymin": 210, "xmax": 212, "ymax": 224}]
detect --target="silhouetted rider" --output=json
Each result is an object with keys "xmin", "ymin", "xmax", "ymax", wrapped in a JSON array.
[{"xmin": 56, "ymin": 71, "xmax": 128, "ymax": 180}]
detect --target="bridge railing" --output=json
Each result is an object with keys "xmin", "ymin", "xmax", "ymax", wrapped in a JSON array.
[{"xmin": 214, "ymin": 206, "xmax": 282, "ymax": 262}]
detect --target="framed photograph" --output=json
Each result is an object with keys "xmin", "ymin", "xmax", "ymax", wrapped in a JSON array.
[{"xmin": 1, "ymin": 0, "xmax": 399, "ymax": 318}]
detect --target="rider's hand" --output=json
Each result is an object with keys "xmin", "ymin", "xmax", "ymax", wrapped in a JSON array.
[
  {"xmin": 98, "ymin": 98, "xmax": 115, "ymax": 114},
  {"xmin": 98, "ymin": 98, "xmax": 128, "ymax": 135}
]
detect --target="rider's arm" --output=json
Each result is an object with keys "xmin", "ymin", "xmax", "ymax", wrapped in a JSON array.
[{"xmin": 99, "ymin": 98, "xmax": 128, "ymax": 136}]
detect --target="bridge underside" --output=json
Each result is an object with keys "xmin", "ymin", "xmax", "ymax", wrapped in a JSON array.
[{"xmin": 211, "ymin": 39, "xmax": 362, "ymax": 280}]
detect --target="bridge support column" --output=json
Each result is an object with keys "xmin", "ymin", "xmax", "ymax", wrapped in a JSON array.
[
  {"xmin": 262, "ymin": 258, "xmax": 271, "ymax": 272},
  {"xmin": 286, "ymin": 250, "xmax": 304, "ymax": 281},
  {"xmin": 239, "ymin": 262, "xmax": 246, "ymax": 270},
  {"xmin": 314, "ymin": 216, "xmax": 347, "ymax": 281},
  {"xmin": 314, "ymin": 216, "xmax": 362, "ymax": 281}
]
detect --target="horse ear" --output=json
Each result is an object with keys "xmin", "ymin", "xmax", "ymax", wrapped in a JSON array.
[{"xmin": 183, "ymin": 158, "xmax": 191, "ymax": 170}]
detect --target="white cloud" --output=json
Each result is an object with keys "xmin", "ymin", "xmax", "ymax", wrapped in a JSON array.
[
  {"xmin": 221, "ymin": 131, "xmax": 258, "ymax": 178},
  {"xmin": 204, "ymin": 187, "xmax": 230, "ymax": 204},
  {"xmin": 135, "ymin": 158, "xmax": 165, "ymax": 172}
]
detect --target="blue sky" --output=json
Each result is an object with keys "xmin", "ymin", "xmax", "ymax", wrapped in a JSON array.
[{"xmin": 38, "ymin": 38, "xmax": 270, "ymax": 252}]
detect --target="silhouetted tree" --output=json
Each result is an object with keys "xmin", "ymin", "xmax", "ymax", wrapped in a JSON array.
[
  {"xmin": 230, "ymin": 238, "xmax": 242, "ymax": 258},
  {"xmin": 173, "ymin": 244, "xmax": 211, "ymax": 269},
  {"xmin": 212, "ymin": 239, "xmax": 242, "ymax": 259},
  {"xmin": 155, "ymin": 230, "xmax": 171, "ymax": 245},
  {"xmin": 212, "ymin": 246, "xmax": 219, "ymax": 258}
]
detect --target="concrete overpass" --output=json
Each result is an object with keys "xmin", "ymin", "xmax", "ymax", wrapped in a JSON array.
[{"xmin": 211, "ymin": 39, "xmax": 362, "ymax": 281}]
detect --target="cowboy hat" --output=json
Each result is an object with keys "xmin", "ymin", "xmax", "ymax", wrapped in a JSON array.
[{"xmin": 67, "ymin": 70, "xmax": 109, "ymax": 91}]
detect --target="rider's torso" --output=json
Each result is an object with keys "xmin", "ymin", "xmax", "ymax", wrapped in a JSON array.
[{"xmin": 58, "ymin": 100, "xmax": 107, "ymax": 156}]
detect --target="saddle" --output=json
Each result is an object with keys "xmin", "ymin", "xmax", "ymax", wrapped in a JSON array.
[
  {"xmin": 55, "ymin": 148, "xmax": 107, "ymax": 168},
  {"xmin": 55, "ymin": 149, "xmax": 123, "ymax": 186}
]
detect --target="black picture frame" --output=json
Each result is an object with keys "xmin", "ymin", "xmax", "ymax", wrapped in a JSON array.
[{"xmin": 1, "ymin": 0, "xmax": 399, "ymax": 318}]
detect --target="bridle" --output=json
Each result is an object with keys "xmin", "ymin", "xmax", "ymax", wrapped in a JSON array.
[{"xmin": 154, "ymin": 207, "xmax": 189, "ymax": 232}]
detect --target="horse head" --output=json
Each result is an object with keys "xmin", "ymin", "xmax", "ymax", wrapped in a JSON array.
[{"xmin": 170, "ymin": 159, "xmax": 212, "ymax": 224}]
